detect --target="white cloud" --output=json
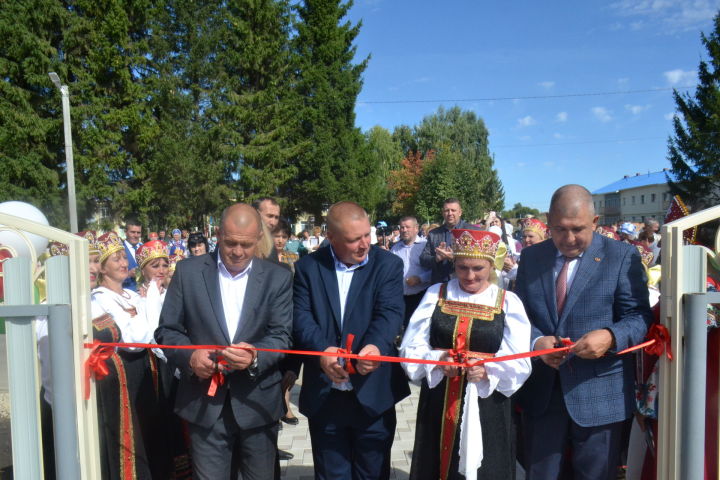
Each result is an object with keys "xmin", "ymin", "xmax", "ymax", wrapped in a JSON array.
[
  {"xmin": 617, "ymin": 77, "xmax": 630, "ymax": 85},
  {"xmin": 519, "ymin": 135, "xmax": 532, "ymax": 142},
  {"xmin": 556, "ymin": 112, "xmax": 568, "ymax": 123},
  {"xmin": 543, "ymin": 161, "xmax": 556, "ymax": 168},
  {"xmin": 553, "ymin": 133, "xmax": 565, "ymax": 140},
  {"xmin": 664, "ymin": 112, "xmax": 676, "ymax": 120},
  {"xmin": 663, "ymin": 69, "xmax": 696, "ymax": 86},
  {"xmin": 625, "ymin": 104, "xmax": 651, "ymax": 115},
  {"xmin": 516, "ymin": 162, "xmax": 527, "ymax": 168},
  {"xmin": 518, "ymin": 116, "xmax": 537, "ymax": 127},
  {"xmin": 592, "ymin": 107, "xmax": 613, "ymax": 122},
  {"xmin": 538, "ymin": 81, "xmax": 555, "ymax": 89},
  {"xmin": 610, "ymin": 0, "xmax": 718, "ymax": 33}
]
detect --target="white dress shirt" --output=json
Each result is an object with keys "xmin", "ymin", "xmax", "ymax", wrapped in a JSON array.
[
  {"xmin": 218, "ymin": 257, "xmax": 253, "ymax": 342},
  {"xmin": 329, "ymin": 247, "xmax": 369, "ymax": 391},
  {"xmin": 124, "ymin": 239, "xmax": 140, "ymax": 262},
  {"xmin": 390, "ymin": 237, "xmax": 431, "ymax": 296}
]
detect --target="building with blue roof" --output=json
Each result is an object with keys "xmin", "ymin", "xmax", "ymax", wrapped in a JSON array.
[{"xmin": 591, "ymin": 169, "xmax": 675, "ymax": 225}]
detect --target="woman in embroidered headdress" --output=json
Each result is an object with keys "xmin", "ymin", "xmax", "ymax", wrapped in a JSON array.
[
  {"xmin": 135, "ymin": 240, "xmax": 193, "ymax": 478},
  {"xmin": 165, "ymin": 247, "xmax": 186, "ymax": 289},
  {"xmin": 501, "ymin": 218, "xmax": 549, "ymax": 290},
  {"xmin": 91, "ymin": 231, "xmax": 172, "ymax": 479},
  {"xmin": 400, "ymin": 229, "xmax": 532, "ymax": 480}
]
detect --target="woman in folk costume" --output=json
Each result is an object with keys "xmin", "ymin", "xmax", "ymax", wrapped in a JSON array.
[
  {"xmin": 165, "ymin": 247, "xmax": 186, "ymax": 289},
  {"xmin": 91, "ymin": 232, "xmax": 172, "ymax": 479},
  {"xmin": 501, "ymin": 218, "xmax": 548, "ymax": 290},
  {"xmin": 400, "ymin": 229, "xmax": 532, "ymax": 480},
  {"xmin": 134, "ymin": 240, "xmax": 193, "ymax": 479}
]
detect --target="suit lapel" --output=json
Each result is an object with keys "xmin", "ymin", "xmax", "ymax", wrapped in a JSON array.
[
  {"xmin": 559, "ymin": 234, "xmax": 603, "ymax": 324},
  {"xmin": 203, "ymin": 252, "xmax": 231, "ymax": 344},
  {"xmin": 233, "ymin": 259, "xmax": 264, "ymax": 343},
  {"xmin": 318, "ymin": 249, "xmax": 342, "ymax": 332}
]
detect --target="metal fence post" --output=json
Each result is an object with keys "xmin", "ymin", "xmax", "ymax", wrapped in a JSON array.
[
  {"xmin": 45, "ymin": 256, "xmax": 81, "ymax": 479},
  {"xmin": 3, "ymin": 257, "xmax": 43, "ymax": 479},
  {"xmin": 681, "ymin": 292, "xmax": 709, "ymax": 480}
]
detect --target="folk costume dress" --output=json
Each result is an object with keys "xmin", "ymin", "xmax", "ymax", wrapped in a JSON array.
[
  {"xmin": 91, "ymin": 232, "xmax": 171, "ymax": 479},
  {"xmin": 400, "ymin": 229, "xmax": 532, "ymax": 480}
]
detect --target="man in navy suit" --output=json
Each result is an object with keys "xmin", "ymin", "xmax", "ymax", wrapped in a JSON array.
[
  {"xmin": 122, "ymin": 217, "xmax": 142, "ymax": 291},
  {"xmin": 293, "ymin": 201, "xmax": 410, "ymax": 480},
  {"xmin": 515, "ymin": 185, "xmax": 653, "ymax": 480}
]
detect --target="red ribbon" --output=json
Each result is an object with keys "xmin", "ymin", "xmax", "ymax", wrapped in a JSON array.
[
  {"xmin": 83, "ymin": 340, "xmax": 114, "ymax": 400},
  {"xmin": 644, "ymin": 324, "xmax": 673, "ymax": 360},
  {"xmin": 82, "ymin": 329, "xmax": 671, "ymax": 398},
  {"xmin": 341, "ymin": 334, "xmax": 357, "ymax": 374}
]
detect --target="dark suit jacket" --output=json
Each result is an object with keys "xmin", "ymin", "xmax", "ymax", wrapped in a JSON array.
[
  {"xmin": 419, "ymin": 220, "xmax": 478, "ymax": 284},
  {"xmin": 293, "ymin": 245, "xmax": 410, "ymax": 418},
  {"xmin": 155, "ymin": 251, "xmax": 293, "ymax": 430},
  {"xmin": 514, "ymin": 233, "xmax": 653, "ymax": 427}
]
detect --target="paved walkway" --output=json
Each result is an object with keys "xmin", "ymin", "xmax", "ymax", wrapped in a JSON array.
[{"xmin": 277, "ymin": 383, "xmax": 419, "ymax": 480}]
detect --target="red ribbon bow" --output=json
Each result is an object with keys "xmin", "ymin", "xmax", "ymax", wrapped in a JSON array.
[
  {"xmin": 340, "ymin": 334, "xmax": 357, "ymax": 374},
  {"xmin": 645, "ymin": 324, "xmax": 673, "ymax": 360},
  {"xmin": 207, "ymin": 358, "xmax": 228, "ymax": 397},
  {"xmin": 84, "ymin": 340, "xmax": 114, "ymax": 400}
]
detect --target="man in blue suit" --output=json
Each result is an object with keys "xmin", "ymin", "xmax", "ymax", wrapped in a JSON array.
[
  {"xmin": 293, "ymin": 201, "xmax": 410, "ymax": 480},
  {"xmin": 515, "ymin": 185, "xmax": 652, "ymax": 480},
  {"xmin": 122, "ymin": 217, "xmax": 142, "ymax": 291}
]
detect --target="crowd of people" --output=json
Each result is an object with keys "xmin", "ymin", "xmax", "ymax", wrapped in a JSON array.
[{"xmin": 36, "ymin": 187, "xmax": 672, "ymax": 480}]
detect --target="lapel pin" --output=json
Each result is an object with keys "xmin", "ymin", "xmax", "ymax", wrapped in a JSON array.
[{"xmin": 594, "ymin": 257, "xmax": 601, "ymax": 262}]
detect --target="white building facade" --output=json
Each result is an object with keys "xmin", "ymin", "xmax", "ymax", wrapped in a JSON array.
[{"xmin": 592, "ymin": 169, "xmax": 675, "ymax": 225}]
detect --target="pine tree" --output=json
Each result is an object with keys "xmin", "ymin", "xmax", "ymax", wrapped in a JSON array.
[
  {"xmin": 207, "ymin": 0, "xmax": 304, "ymax": 208},
  {"xmin": 290, "ymin": 0, "xmax": 370, "ymax": 218},
  {"xmin": 0, "ymin": 0, "xmax": 71, "ymax": 226},
  {"xmin": 668, "ymin": 12, "xmax": 720, "ymax": 209}
]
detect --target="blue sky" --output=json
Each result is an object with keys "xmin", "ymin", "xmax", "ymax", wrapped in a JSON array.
[{"xmin": 345, "ymin": 0, "xmax": 720, "ymax": 212}]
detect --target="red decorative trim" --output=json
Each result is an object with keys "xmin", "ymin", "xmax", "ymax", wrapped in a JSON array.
[
  {"xmin": 111, "ymin": 354, "xmax": 136, "ymax": 480},
  {"xmin": 439, "ymin": 315, "xmax": 472, "ymax": 480}
]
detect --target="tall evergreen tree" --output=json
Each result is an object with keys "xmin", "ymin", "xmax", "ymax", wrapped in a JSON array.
[
  {"xmin": 290, "ymin": 0, "xmax": 370, "ymax": 218},
  {"xmin": 667, "ymin": 12, "xmax": 720, "ymax": 209},
  {"xmin": 50, "ymin": 0, "xmax": 163, "ymax": 227},
  {"xmin": 0, "ymin": 0, "xmax": 70, "ymax": 226},
  {"xmin": 207, "ymin": 0, "xmax": 304, "ymax": 207}
]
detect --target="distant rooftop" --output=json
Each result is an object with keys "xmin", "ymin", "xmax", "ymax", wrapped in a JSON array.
[{"xmin": 592, "ymin": 169, "xmax": 676, "ymax": 194}]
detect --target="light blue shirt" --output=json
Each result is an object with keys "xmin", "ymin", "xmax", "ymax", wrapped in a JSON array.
[
  {"xmin": 330, "ymin": 247, "xmax": 369, "ymax": 325},
  {"xmin": 329, "ymin": 247, "xmax": 369, "ymax": 391},
  {"xmin": 390, "ymin": 237, "xmax": 431, "ymax": 295}
]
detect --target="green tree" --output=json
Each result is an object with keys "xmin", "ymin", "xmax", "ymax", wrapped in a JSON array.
[
  {"xmin": 290, "ymin": 0, "xmax": 371, "ymax": 218},
  {"xmin": 366, "ymin": 126, "xmax": 403, "ymax": 219},
  {"xmin": 0, "ymin": 0, "xmax": 71, "ymax": 226},
  {"xmin": 668, "ymin": 12, "xmax": 720, "ymax": 209},
  {"xmin": 414, "ymin": 106, "xmax": 504, "ymax": 221},
  {"xmin": 503, "ymin": 202, "xmax": 541, "ymax": 220},
  {"xmin": 206, "ymin": 0, "xmax": 304, "ymax": 208}
]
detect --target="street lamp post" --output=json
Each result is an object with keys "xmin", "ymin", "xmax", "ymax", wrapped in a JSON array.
[{"xmin": 48, "ymin": 72, "xmax": 78, "ymax": 232}]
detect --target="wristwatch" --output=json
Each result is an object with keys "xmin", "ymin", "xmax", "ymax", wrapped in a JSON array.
[{"xmin": 248, "ymin": 354, "xmax": 259, "ymax": 378}]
